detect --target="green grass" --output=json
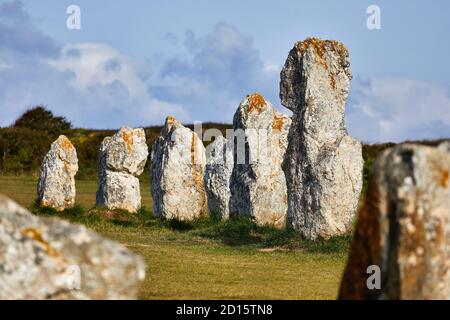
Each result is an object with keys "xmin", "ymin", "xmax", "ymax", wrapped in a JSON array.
[{"xmin": 0, "ymin": 174, "xmax": 349, "ymax": 300}]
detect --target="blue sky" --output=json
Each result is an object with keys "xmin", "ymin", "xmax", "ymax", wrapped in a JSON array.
[{"xmin": 0, "ymin": 0, "xmax": 449, "ymax": 142}]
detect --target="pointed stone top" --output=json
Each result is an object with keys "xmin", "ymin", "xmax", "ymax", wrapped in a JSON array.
[
  {"xmin": 234, "ymin": 93, "xmax": 276, "ymax": 130},
  {"xmin": 52, "ymin": 135, "xmax": 77, "ymax": 163},
  {"xmin": 162, "ymin": 115, "xmax": 183, "ymax": 135},
  {"xmin": 56, "ymin": 135, "xmax": 74, "ymax": 149},
  {"xmin": 245, "ymin": 93, "xmax": 267, "ymax": 114}
]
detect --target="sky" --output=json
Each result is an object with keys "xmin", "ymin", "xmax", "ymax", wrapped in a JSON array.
[{"xmin": 0, "ymin": 0, "xmax": 449, "ymax": 142}]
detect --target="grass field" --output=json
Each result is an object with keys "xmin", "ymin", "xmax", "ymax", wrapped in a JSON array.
[{"xmin": 0, "ymin": 174, "xmax": 350, "ymax": 300}]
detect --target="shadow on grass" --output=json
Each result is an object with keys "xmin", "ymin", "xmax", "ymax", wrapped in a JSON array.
[
  {"xmin": 30, "ymin": 201, "xmax": 351, "ymax": 254},
  {"xmin": 31, "ymin": 199, "xmax": 85, "ymax": 217},
  {"xmin": 190, "ymin": 216, "xmax": 351, "ymax": 254}
]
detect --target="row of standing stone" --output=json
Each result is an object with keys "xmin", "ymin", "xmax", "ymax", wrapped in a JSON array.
[{"xmin": 37, "ymin": 38, "xmax": 366, "ymax": 242}]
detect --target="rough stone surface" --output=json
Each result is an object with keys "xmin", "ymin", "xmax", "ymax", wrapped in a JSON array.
[
  {"xmin": 0, "ymin": 193, "xmax": 145, "ymax": 299},
  {"xmin": 229, "ymin": 93, "xmax": 291, "ymax": 228},
  {"xmin": 280, "ymin": 38, "xmax": 363, "ymax": 239},
  {"xmin": 38, "ymin": 135, "xmax": 78, "ymax": 211},
  {"xmin": 150, "ymin": 116, "xmax": 207, "ymax": 220},
  {"xmin": 204, "ymin": 135, "xmax": 233, "ymax": 219},
  {"xmin": 339, "ymin": 144, "xmax": 450, "ymax": 300},
  {"xmin": 96, "ymin": 127, "xmax": 148, "ymax": 213}
]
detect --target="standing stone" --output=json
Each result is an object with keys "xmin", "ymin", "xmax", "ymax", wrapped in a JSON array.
[
  {"xmin": 280, "ymin": 38, "xmax": 363, "ymax": 239},
  {"xmin": 38, "ymin": 135, "xmax": 78, "ymax": 211},
  {"xmin": 96, "ymin": 127, "xmax": 148, "ymax": 213},
  {"xmin": 0, "ymin": 193, "xmax": 145, "ymax": 299},
  {"xmin": 229, "ymin": 93, "xmax": 291, "ymax": 228},
  {"xmin": 150, "ymin": 116, "xmax": 207, "ymax": 220},
  {"xmin": 339, "ymin": 144, "xmax": 450, "ymax": 300},
  {"xmin": 204, "ymin": 135, "xmax": 233, "ymax": 219}
]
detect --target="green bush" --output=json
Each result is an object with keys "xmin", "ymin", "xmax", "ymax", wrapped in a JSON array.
[
  {"xmin": 0, "ymin": 127, "xmax": 53, "ymax": 174},
  {"xmin": 14, "ymin": 106, "xmax": 71, "ymax": 136}
]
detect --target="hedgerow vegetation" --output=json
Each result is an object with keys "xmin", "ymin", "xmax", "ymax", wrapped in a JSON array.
[{"xmin": 0, "ymin": 106, "xmax": 231, "ymax": 179}]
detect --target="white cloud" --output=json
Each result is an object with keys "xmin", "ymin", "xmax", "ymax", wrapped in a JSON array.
[
  {"xmin": 151, "ymin": 22, "xmax": 282, "ymax": 122},
  {"xmin": 43, "ymin": 43, "xmax": 188, "ymax": 126},
  {"xmin": 347, "ymin": 76, "xmax": 450, "ymax": 143},
  {"xmin": 0, "ymin": 1, "xmax": 188, "ymax": 128}
]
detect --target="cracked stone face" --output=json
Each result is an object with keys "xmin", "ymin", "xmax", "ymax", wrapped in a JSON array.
[
  {"xmin": 96, "ymin": 127, "xmax": 148, "ymax": 213},
  {"xmin": 0, "ymin": 194, "xmax": 145, "ymax": 299},
  {"xmin": 229, "ymin": 93, "xmax": 291, "ymax": 228},
  {"xmin": 339, "ymin": 144, "xmax": 450, "ymax": 300},
  {"xmin": 280, "ymin": 38, "xmax": 363, "ymax": 239},
  {"xmin": 38, "ymin": 135, "xmax": 78, "ymax": 211},
  {"xmin": 150, "ymin": 116, "xmax": 207, "ymax": 220}
]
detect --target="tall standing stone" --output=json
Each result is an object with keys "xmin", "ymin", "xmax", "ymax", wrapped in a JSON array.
[
  {"xmin": 96, "ymin": 127, "xmax": 148, "ymax": 213},
  {"xmin": 229, "ymin": 93, "xmax": 291, "ymax": 228},
  {"xmin": 38, "ymin": 135, "xmax": 78, "ymax": 211},
  {"xmin": 204, "ymin": 135, "xmax": 233, "ymax": 219},
  {"xmin": 280, "ymin": 38, "xmax": 363, "ymax": 239},
  {"xmin": 339, "ymin": 144, "xmax": 450, "ymax": 300},
  {"xmin": 150, "ymin": 116, "xmax": 207, "ymax": 220},
  {"xmin": 0, "ymin": 193, "xmax": 145, "ymax": 299}
]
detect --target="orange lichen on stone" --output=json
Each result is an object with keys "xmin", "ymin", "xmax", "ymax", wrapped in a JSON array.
[
  {"xmin": 247, "ymin": 93, "xmax": 266, "ymax": 113},
  {"xmin": 296, "ymin": 37, "xmax": 349, "ymax": 91},
  {"xmin": 122, "ymin": 130, "xmax": 134, "ymax": 153},
  {"xmin": 440, "ymin": 170, "xmax": 449, "ymax": 188},
  {"xmin": 166, "ymin": 115, "xmax": 175, "ymax": 125},
  {"xmin": 59, "ymin": 136, "xmax": 74, "ymax": 152},
  {"xmin": 272, "ymin": 114, "xmax": 285, "ymax": 131},
  {"xmin": 21, "ymin": 227, "xmax": 60, "ymax": 257},
  {"xmin": 329, "ymin": 74, "xmax": 337, "ymax": 90},
  {"xmin": 296, "ymin": 37, "xmax": 348, "ymax": 62}
]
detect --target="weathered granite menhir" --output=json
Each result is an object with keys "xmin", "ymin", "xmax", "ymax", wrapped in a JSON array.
[
  {"xmin": 0, "ymin": 193, "xmax": 145, "ymax": 299},
  {"xmin": 339, "ymin": 143, "xmax": 450, "ymax": 300},
  {"xmin": 150, "ymin": 116, "xmax": 207, "ymax": 220},
  {"xmin": 229, "ymin": 93, "xmax": 291, "ymax": 228},
  {"xmin": 96, "ymin": 127, "xmax": 148, "ymax": 213},
  {"xmin": 280, "ymin": 38, "xmax": 363, "ymax": 239},
  {"xmin": 38, "ymin": 135, "xmax": 78, "ymax": 211},
  {"xmin": 204, "ymin": 135, "xmax": 233, "ymax": 220}
]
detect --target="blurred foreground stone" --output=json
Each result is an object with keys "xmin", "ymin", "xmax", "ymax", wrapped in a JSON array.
[
  {"xmin": 0, "ymin": 194, "xmax": 145, "ymax": 299},
  {"xmin": 339, "ymin": 144, "xmax": 450, "ymax": 299}
]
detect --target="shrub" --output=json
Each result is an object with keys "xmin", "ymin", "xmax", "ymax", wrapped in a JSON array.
[{"xmin": 14, "ymin": 106, "xmax": 72, "ymax": 137}]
